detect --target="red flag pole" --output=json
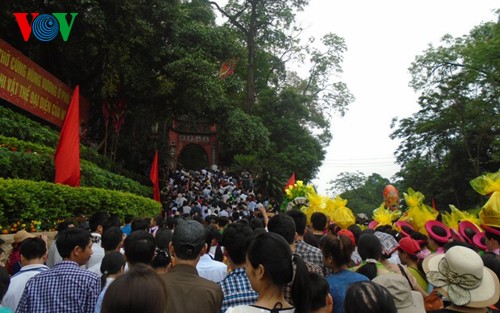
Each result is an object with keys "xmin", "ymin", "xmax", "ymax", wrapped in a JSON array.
[
  {"xmin": 150, "ymin": 150, "xmax": 161, "ymax": 202},
  {"xmin": 54, "ymin": 86, "xmax": 81, "ymax": 187}
]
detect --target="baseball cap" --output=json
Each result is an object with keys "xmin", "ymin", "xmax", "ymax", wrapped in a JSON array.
[
  {"xmin": 398, "ymin": 237, "xmax": 421, "ymax": 256},
  {"xmin": 172, "ymin": 220, "xmax": 206, "ymax": 258},
  {"xmin": 337, "ymin": 229, "xmax": 356, "ymax": 246}
]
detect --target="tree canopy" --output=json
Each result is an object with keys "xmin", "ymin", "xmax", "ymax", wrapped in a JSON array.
[{"xmin": 391, "ymin": 14, "xmax": 500, "ymax": 210}]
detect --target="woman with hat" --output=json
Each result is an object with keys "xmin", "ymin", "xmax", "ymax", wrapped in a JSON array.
[
  {"xmin": 422, "ymin": 245, "xmax": 500, "ymax": 312},
  {"xmin": 5, "ymin": 230, "xmax": 35, "ymax": 275},
  {"xmin": 425, "ymin": 220, "xmax": 451, "ymax": 254},
  {"xmin": 398, "ymin": 237, "xmax": 428, "ymax": 292}
]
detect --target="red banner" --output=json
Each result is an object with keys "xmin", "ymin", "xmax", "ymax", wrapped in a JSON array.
[{"xmin": 0, "ymin": 38, "xmax": 89, "ymax": 128}]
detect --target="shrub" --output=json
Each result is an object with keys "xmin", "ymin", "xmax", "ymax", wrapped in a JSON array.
[
  {"xmin": 0, "ymin": 178, "xmax": 162, "ymax": 231},
  {"xmin": 0, "ymin": 145, "xmax": 152, "ymax": 197},
  {"xmin": 0, "ymin": 106, "xmax": 149, "ymax": 184}
]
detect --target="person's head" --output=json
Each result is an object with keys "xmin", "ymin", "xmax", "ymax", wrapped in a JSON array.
[
  {"xmin": 89, "ymin": 211, "xmax": 110, "ymax": 234},
  {"xmin": 151, "ymin": 215, "xmax": 164, "ymax": 228},
  {"xmin": 309, "ymin": 272, "xmax": 333, "ymax": 313},
  {"xmin": 286, "ymin": 209, "xmax": 307, "ymax": 236},
  {"xmin": 131, "ymin": 218, "xmax": 150, "ymax": 233},
  {"xmin": 481, "ymin": 252, "xmax": 500, "ymax": 308},
  {"xmin": 101, "ymin": 227, "xmax": 124, "ymax": 252},
  {"xmin": 246, "ymin": 232, "xmax": 311, "ymax": 313},
  {"xmin": 397, "ymin": 237, "xmax": 421, "ymax": 265},
  {"xmin": 124, "ymin": 214, "xmax": 133, "ymax": 225},
  {"xmin": 103, "ymin": 215, "xmax": 122, "ymax": 233},
  {"xmin": 345, "ymin": 281, "xmax": 397, "ymax": 313},
  {"xmin": 267, "ymin": 214, "xmax": 296, "ymax": 245},
  {"xmin": 423, "ymin": 245, "xmax": 500, "ymax": 309},
  {"xmin": 347, "ymin": 224, "xmax": 362, "ymax": 243},
  {"xmin": 425, "ymin": 220, "xmax": 451, "ymax": 250},
  {"xmin": 101, "ymin": 263, "xmax": 167, "ymax": 313},
  {"xmin": 19, "ymin": 237, "xmax": 47, "ymax": 264},
  {"xmin": 356, "ymin": 233, "xmax": 382, "ymax": 280},
  {"xmin": 319, "ymin": 234, "xmax": 353, "ymax": 269},
  {"xmin": 484, "ymin": 227, "xmax": 500, "ymax": 252},
  {"xmin": 0, "ymin": 267, "xmax": 9, "ymax": 302},
  {"xmin": 56, "ymin": 220, "xmax": 75, "ymax": 235},
  {"xmin": 311, "ymin": 212, "xmax": 328, "ymax": 232},
  {"xmin": 123, "ymin": 230, "xmax": 155, "ymax": 266},
  {"xmin": 170, "ymin": 219, "xmax": 206, "ymax": 261},
  {"xmin": 100, "ymin": 251, "xmax": 126, "ymax": 289},
  {"xmin": 220, "ymin": 222, "xmax": 254, "ymax": 266},
  {"xmin": 56, "ymin": 228, "xmax": 93, "ymax": 266}
]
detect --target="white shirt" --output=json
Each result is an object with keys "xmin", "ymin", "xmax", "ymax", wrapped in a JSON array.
[
  {"xmin": 87, "ymin": 233, "xmax": 105, "ymax": 269},
  {"xmin": 196, "ymin": 254, "xmax": 227, "ymax": 283},
  {"xmin": 87, "ymin": 260, "xmax": 102, "ymax": 276},
  {"xmin": 46, "ymin": 240, "xmax": 62, "ymax": 268},
  {"xmin": 3, "ymin": 264, "xmax": 48, "ymax": 311}
]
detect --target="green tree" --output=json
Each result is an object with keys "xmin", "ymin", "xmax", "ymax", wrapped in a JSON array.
[
  {"xmin": 391, "ymin": 15, "xmax": 500, "ymax": 210},
  {"xmin": 328, "ymin": 172, "xmax": 391, "ymax": 215}
]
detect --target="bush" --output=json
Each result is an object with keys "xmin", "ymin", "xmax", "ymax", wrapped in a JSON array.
[
  {"xmin": 0, "ymin": 178, "xmax": 162, "ymax": 231},
  {"xmin": 0, "ymin": 145, "xmax": 152, "ymax": 197},
  {"xmin": 0, "ymin": 105, "xmax": 149, "ymax": 184}
]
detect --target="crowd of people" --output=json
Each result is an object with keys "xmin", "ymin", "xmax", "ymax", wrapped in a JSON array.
[{"xmin": 0, "ymin": 168, "xmax": 498, "ymax": 313}]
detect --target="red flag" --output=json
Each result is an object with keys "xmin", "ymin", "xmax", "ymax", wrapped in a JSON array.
[
  {"xmin": 54, "ymin": 86, "xmax": 81, "ymax": 186},
  {"xmin": 431, "ymin": 196, "xmax": 437, "ymax": 211},
  {"xmin": 284, "ymin": 172, "xmax": 296, "ymax": 191},
  {"xmin": 150, "ymin": 150, "xmax": 161, "ymax": 202}
]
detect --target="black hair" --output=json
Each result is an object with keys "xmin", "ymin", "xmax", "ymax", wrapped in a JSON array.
[
  {"xmin": 103, "ymin": 215, "xmax": 122, "ymax": 233},
  {"xmin": 249, "ymin": 218, "xmax": 264, "ymax": 231},
  {"xmin": 311, "ymin": 212, "xmax": 328, "ymax": 231},
  {"xmin": 101, "ymin": 227, "xmax": 123, "ymax": 252},
  {"xmin": 101, "ymin": 264, "xmax": 167, "ymax": 313},
  {"xmin": 247, "ymin": 232, "xmax": 311, "ymax": 313},
  {"xmin": 345, "ymin": 281, "xmax": 397, "ymax": 313},
  {"xmin": 220, "ymin": 222, "xmax": 254, "ymax": 265},
  {"xmin": 0, "ymin": 267, "xmax": 9, "ymax": 301},
  {"xmin": 56, "ymin": 220, "xmax": 74, "ymax": 234},
  {"xmin": 153, "ymin": 215, "xmax": 164, "ymax": 228},
  {"xmin": 485, "ymin": 230, "xmax": 500, "ymax": 243},
  {"xmin": 56, "ymin": 228, "xmax": 92, "ymax": 259},
  {"xmin": 131, "ymin": 219, "xmax": 150, "ymax": 233},
  {"xmin": 100, "ymin": 251, "xmax": 125, "ymax": 289},
  {"xmin": 267, "ymin": 214, "xmax": 296, "ymax": 245},
  {"xmin": 356, "ymin": 233, "xmax": 382, "ymax": 280},
  {"xmin": 152, "ymin": 228, "xmax": 172, "ymax": 269},
  {"xmin": 286, "ymin": 209, "xmax": 307, "ymax": 236},
  {"xmin": 124, "ymin": 215, "xmax": 134, "ymax": 224},
  {"xmin": 309, "ymin": 272, "xmax": 329, "ymax": 312},
  {"xmin": 218, "ymin": 216, "xmax": 229, "ymax": 228},
  {"xmin": 89, "ymin": 211, "xmax": 110, "ymax": 232},
  {"xmin": 347, "ymin": 224, "xmax": 362, "ymax": 243},
  {"xmin": 319, "ymin": 234, "xmax": 353, "ymax": 268},
  {"xmin": 19, "ymin": 237, "xmax": 47, "ymax": 260},
  {"xmin": 124, "ymin": 230, "xmax": 155, "ymax": 266}
]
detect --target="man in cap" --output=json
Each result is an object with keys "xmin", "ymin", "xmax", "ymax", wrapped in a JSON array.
[{"xmin": 161, "ymin": 219, "xmax": 223, "ymax": 313}]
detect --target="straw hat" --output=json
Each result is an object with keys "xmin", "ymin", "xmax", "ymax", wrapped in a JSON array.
[
  {"xmin": 13, "ymin": 230, "xmax": 35, "ymax": 244},
  {"xmin": 423, "ymin": 246, "xmax": 499, "ymax": 308}
]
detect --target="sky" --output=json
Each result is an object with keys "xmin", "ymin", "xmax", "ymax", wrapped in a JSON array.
[{"xmin": 288, "ymin": 0, "xmax": 499, "ymax": 194}]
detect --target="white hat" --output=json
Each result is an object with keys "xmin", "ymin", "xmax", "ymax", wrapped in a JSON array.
[
  {"xmin": 423, "ymin": 246, "xmax": 500, "ymax": 308},
  {"xmin": 373, "ymin": 273, "xmax": 426, "ymax": 313}
]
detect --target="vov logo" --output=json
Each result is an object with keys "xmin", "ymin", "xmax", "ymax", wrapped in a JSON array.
[{"xmin": 13, "ymin": 13, "xmax": 78, "ymax": 42}]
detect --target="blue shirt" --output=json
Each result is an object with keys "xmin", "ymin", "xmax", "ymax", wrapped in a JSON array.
[
  {"xmin": 218, "ymin": 267, "xmax": 258, "ymax": 313},
  {"xmin": 326, "ymin": 270, "xmax": 368, "ymax": 313},
  {"xmin": 16, "ymin": 261, "xmax": 101, "ymax": 313},
  {"xmin": 121, "ymin": 224, "xmax": 132, "ymax": 236}
]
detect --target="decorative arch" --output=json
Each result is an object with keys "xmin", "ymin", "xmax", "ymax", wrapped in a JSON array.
[{"xmin": 167, "ymin": 119, "xmax": 218, "ymax": 169}]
